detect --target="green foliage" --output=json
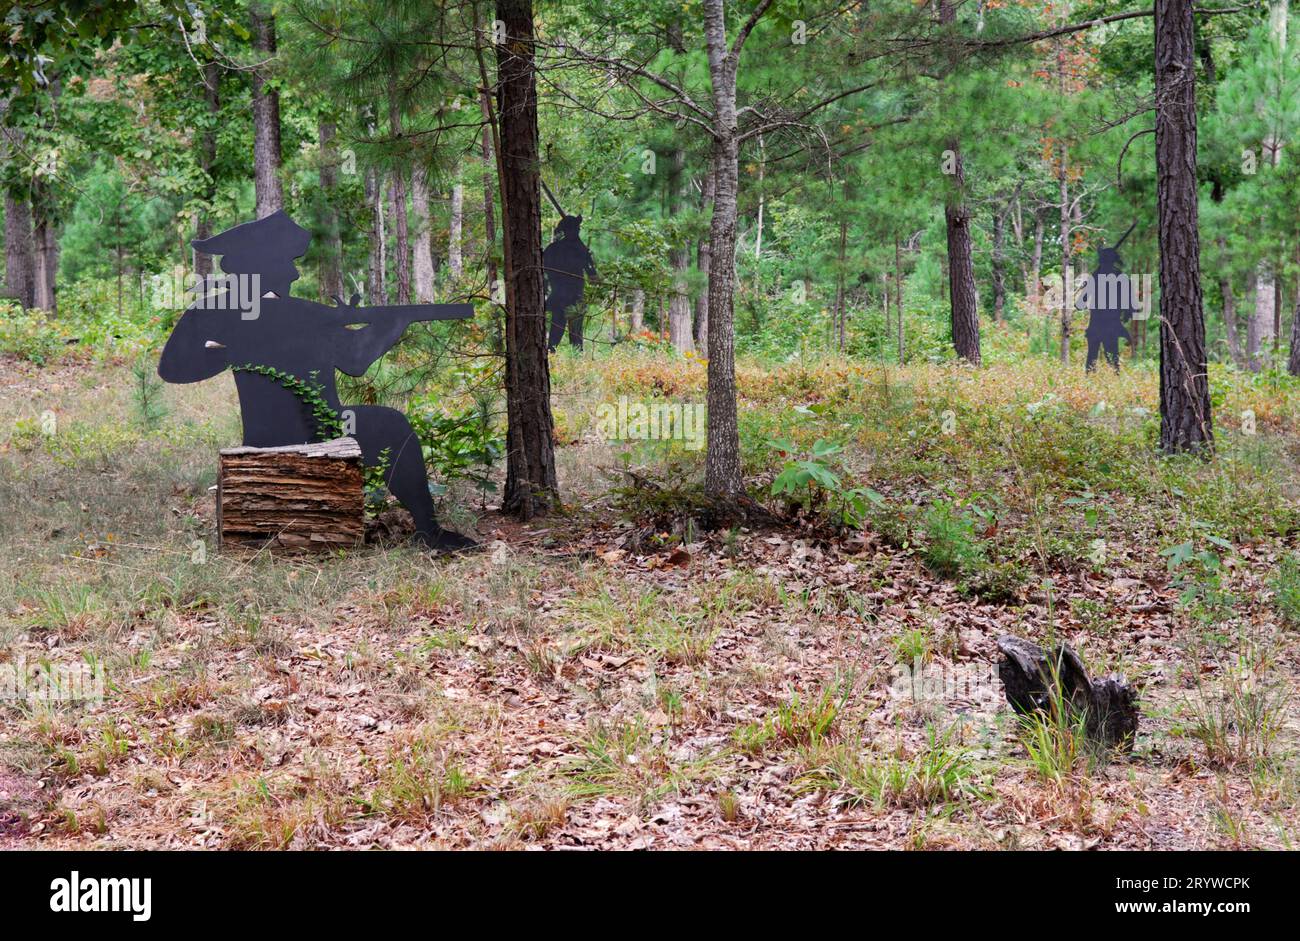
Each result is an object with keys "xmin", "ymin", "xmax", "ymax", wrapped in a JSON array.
[
  {"xmin": 768, "ymin": 437, "xmax": 883, "ymax": 529},
  {"xmin": 919, "ymin": 500, "xmax": 987, "ymax": 579},
  {"xmin": 232, "ymin": 365, "xmax": 343, "ymax": 441},
  {"xmin": 130, "ymin": 355, "xmax": 169, "ymax": 429},
  {"xmin": 0, "ymin": 303, "xmax": 66, "ymax": 365},
  {"xmin": 410, "ymin": 396, "xmax": 503, "ymax": 500}
]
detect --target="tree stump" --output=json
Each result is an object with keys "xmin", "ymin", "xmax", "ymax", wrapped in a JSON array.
[
  {"xmin": 997, "ymin": 635, "xmax": 1139, "ymax": 751},
  {"xmin": 217, "ymin": 437, "xmax": 365, "ymax": 551}
]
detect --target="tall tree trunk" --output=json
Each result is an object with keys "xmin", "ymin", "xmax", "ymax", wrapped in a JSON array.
[
  {"xmin": 250, "ymin": 7, "xmax": 283, "ymax": 219},
  {"xmin": 387, "ymin": 94, "xmax": 411, "ymax": 305},
  {"xmin": 317, "ymin": 119, "xmax": 344, "ymax": 302},
  {"xmin": 630, "ymin": 288, "xmax": 645, "ymax": 333},
  {"xmin": 940, "ymin": 0, "xmax": 980, "ymax": 364},
  {"xmin": 702, "ymin": 0, "xmax": 745, "ymax": 498},
  {"xmin": 895, "ymin": 232, "xmax": 905, "ymax": 365},
  {"xmin": 1288, "ymin": 290, "xmax": 1300, "ymax": 375},
  {"xmin": 411, "ymin": 164, "xmax": 435, "ymax": 302},
  {"xmin": 195, "ymin": 62, "xmax": 221, "ymax": 278},
  {"xmin": 1058, "ymin": 138, "xmax": 1072, "ymax": 363},
  {"xmin": 449, "ymin": 180, "xmax": 464, "ymax": 277},
  {"xmin": 496, "ymin": 0, "xmax": 557, "ymax": 518},
  {"xmin": 945, "ymin": 147, "xmax": 980, "ymax": 364},
  {"xmin": 1029, "ymin": 209, "xmax": 1044, "ymax": 306},
  {"xmin": 31, "ymin": 187, "xmax": 56, "ymax": 312},
  {"xmin": 1156, "ymin": 0, "xmax": 1213, "ymax": 453},
  {"xmin": 668, "ymin": 147, "xmax": 694, "ymax": 352},
  {"xmin": 366, "ymin": 168, "xmax": 386, "ymax": 304},
  {"xmin": 3, "ymin": 190, "xmax": 35, "ymax": 309},
  {"xmin": 992, "ymin": 206, "xmax": 1006, "ymax": 321},
  {"xmin": 694, "ymin": 168, "xmax": 715, "ymax": 350},
  {"xmin": 834, "ymin": 217, "xmax": 848, "ymax": 350},
  {"xmin": 1249, "ymin": 0, "xmax": 1288, "ymax": 370},
  {"xmin": 1220, "ymin": 269, "xmax": 1244, "ymax": 367},
  {"xmin": 479, "ymin": 111, "xmax": 499, "ymax": 293}
]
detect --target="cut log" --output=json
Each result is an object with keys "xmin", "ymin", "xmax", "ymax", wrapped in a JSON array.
[
  {"xmin": 218, "ymin": 437, "xmax": 365, "ymax": 551},
  {"xmin": 997, "ymin": 635, "xmax": 1139, "ymax": 750}
]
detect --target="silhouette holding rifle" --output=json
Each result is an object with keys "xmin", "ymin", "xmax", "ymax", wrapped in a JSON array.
[
  {"xmin": 541, "ymin": 181, "xmax": 597, "ymax": 351},
  {"xmin": 158, "ymin": 211, "xmax": 477, "ymax": 552},
  {"xmin": 1082, "ymin": 221, "xmax": 1138, "ymax": 372}
]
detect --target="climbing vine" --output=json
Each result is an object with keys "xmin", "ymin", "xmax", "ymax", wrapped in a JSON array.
[{"xmin": 232, "ymin": 365, "xmax": 344, "ymax": 440}]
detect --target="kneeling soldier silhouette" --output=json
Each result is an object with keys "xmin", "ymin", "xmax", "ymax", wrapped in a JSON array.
[{"xmin": 158, "ymin": 211, "xmax": 478, "ymax": 552}]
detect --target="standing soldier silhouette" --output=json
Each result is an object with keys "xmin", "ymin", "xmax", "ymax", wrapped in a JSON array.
[
  {"xmin": 1083, "ymin": 223, "xmax": 1138, "ymax": 372},
  {"xmin": 158, "ymin": 210, "xmax": 478, "ymax": 552},
  {"xmin": 544, "ymin": 214, "xmax": 598, "ymax": 351}
]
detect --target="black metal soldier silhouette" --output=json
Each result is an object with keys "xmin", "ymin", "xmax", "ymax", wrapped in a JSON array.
[
  {"xmin": 544, "ymin": 214, "xmax": 597, "ymax": 351},
  {"xmin": 158, "ymin": 211, "xmax": 478, "ymax": 552},
  {"xmin": 1082, "ymin": 222, "xmax": 1138, "ymax": 372}
]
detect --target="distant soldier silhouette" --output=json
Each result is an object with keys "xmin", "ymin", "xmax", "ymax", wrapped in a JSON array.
[
  {"xmin": 158, "ymin": 210, "xmax": 477, "ymax": 552},
  {"xmin": 1082, "ymin": 223, "xmax": 1138, "ymax": 372},
  {"xmin": 544, "ymin": 214, "xmax": 597, "ymax": 351}
]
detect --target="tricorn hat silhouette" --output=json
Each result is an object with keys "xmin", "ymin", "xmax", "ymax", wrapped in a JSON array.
[{"xmin": 192, "ymin": 209, "xmax": 311, "ymax": 260}]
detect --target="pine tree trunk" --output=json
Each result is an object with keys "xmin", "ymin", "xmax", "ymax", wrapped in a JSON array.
[
  {"xmin": 939, "ymin": 1, "xmax": 979, "ymax": 364},
  {"xmin": 32, "ymin": 195, "xmax": 56, "ymax": 313},
  {"xmin": 1288, "ymin": 290, "xmax": 1300, "ymax": 375},
  {"xmin": 945, "ymin": 147, "xmax": 980, "ymax": 364},
  {"xmin": 1029, "ymin": 210, "xmax": 1043, "ymax": 306},
  {"xmin": 1156, "ymin": 0, "xmax": 1213, "ymax": 454},
  {"xmin": 387, "ymin": 96, "xmax": 411, "ymax": 305},
  {"xmin": 703, "ymin": 0, "xmax": 744, "ymax": 497},
  {"xmin": 1251, "ymin": 0, "xmax": 1289, "ymax": 371},
  {"xmin": 630, "ymin": 288, "xmax": 645, "ymax": 333},
  {"xmin": 411, "ymin": 164, "xmax": 435, "ymax": 303},
  {"xmin": 449, "ymin": 181, "xmax": 464, "ymax": 277},
  {"xmin": 497, "ymin": 0, "xmax": 558, "ymax": 519},
  {"xmin": 195, "ymin": 61, "xmax": 220, "ymax": 279},
  {"xmin": 3, "ymin": 191, "xmax": 35, "ymax": 309},
  {"xmin": 479, "ymin": 112, "xmax": 498, "ymax": 292},
  {"xmin": 694, "ymin": 169, "xmax": 715, "ymax": 350},
  {"xmin": 250, "ymin": 7, "xmax": 283, "ymax": 219},
  {"xmin": 668, "ymin": 148, "xmax": 694, "ymax": 353},
  {"xmin": 1219, "ymin": 267, "xmax": 1244, "ymax": 367},
  {"xmin": 317, "ymin": 119, "xmax": 344, "ymax": 302},
  {"xmin": 366, "ymin": 168, "xmax": 386, "ymax": 304},
  {"xmin": 992, "ymin": 207, "xmax": 1006, "ymax": 321}
]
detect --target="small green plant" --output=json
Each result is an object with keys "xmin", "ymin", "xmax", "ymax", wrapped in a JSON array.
[
  {"xmin": 768, "ymin": 438, "xmax": 883, "ymax": 529},
  {"xmin": 412, "ymin": 396, "xmax": 503, "ymax": 503},
  {"xmin": 131, "ymin": 354, "xmax": 169, "ymax": 429},
  {"xmin": 1160, "ymin": 531, "xmax": 1237, "ymax": 624},
  {"xmin": 1271, "ymin": 554, "xmax": 1300, "ymax": 628},
  {"xmin": 920, "ymin": 499, "xmax": 986, "ymax": 578}
]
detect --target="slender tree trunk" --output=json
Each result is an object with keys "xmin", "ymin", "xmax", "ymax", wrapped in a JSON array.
[
  {"xmin": 411, "ymin": 164, "xmax": 435, "ymax": 302},
  {"xmin": 366, "ymin": 168, "xmax": 386, "ymax": 304},
  {"xmin": 835, "ymin": 218, "xmax": 848, "ymax": 350},
  {"xmin": 694, "ymin": 168, "xmax": 715, "ymax": 350},
  {"xmin": 1029, "ymin": 209, "xmax": 1044, "ymax": 306},
  {"xmin": 449, "ymin": 180, "xmax": 464, "ymax": 277},
  {"xmin": 195, "ymin": 61, "xmax": 220, "ymax": 278},
  {"xmin": 1288, "ymin": 289, "xmax": 1300, "ymax": 375},
  {"xmin": 479, "ymin": 113, "xmax": 499, "ymax": 294},
  {"xmin": 1219, "ymin": 265, "xmax": 1244, "ymax": 367},
  {"xmin": 317, "ymin": 119, "xmax": 344, "ymax": 302},
  {"xmin": 4, "ymin": 191, "xmax": 35, "ymax": 309},
  {"xmin": 668, "ymin": 148, "xmax": 694, "ymax": 352},
  {"xmin": 992, "ymin": 206, "xmax": 1006, "ymax": 322},
  {"xmin": 702, "ymin": 0, "xmax": 745, "ymax": 497},
  {"xmin": 32, "ymin": 190, "xmax": 56, "ymax": 312},
  {"xmin": 630, "ymin": 289, "xmax": 645, "ymax": 333},
  {"xmin": 1156, "ymin": 0, "xmax": 1213, "ymax": 453},
  {"xmin": 1251, "ymin": 0, "xmax": 1288, "ymax": 370},
  {"xmin": 895, "ymin": 233, "xmax": 905, "ymax": 365},
  {"xmin": 250, "ymin": 7, "xmax": 283, "ymax": 219},
  {"xmin": 496, "ymin": 0, "xmax": 557, "ymax": 518},
  {"xmin": 1059, "ymin": 149, "xmax": 1072, "ymax": 363},
  {"xmin": 387, "ymin": 96, "xmax": 411, "ymax": 305}
]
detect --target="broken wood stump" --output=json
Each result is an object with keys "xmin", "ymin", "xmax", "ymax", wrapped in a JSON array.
[
  {"xmin": 218, "ymin": 437, "xmax": 365, "ymax": 551},
  {"xmin": 997, "ymin": 635, "xmax": 1139, "ymax": 750}
]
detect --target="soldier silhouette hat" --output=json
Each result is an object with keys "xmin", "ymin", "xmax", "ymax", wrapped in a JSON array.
[{"xmin": 159, "ymin": 210, "xmax": 477, "ymax": 552}]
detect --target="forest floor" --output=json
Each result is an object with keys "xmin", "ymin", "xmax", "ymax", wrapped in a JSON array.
[{"xmin": 2, "ymin": 338, "xmax": 1300, "ymax": 849}]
